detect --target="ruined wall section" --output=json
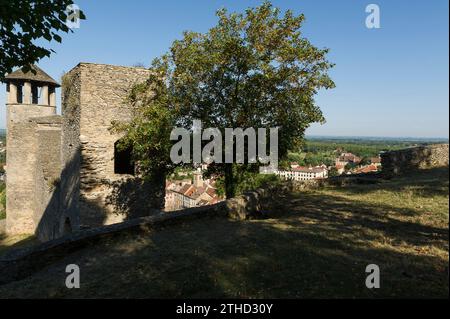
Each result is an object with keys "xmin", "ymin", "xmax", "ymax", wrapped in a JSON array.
[
  {"xmin": 5, "ymin": 104, "xmax": 56, "ymax": 235},
  {"xmin": 61, "ymin": 67, "xmax": 82, "ymax": 231},
  {"xmin": 381, "ymin": 144, "xmax": 449, "ymax": 177},
  {"xmin": 75, "ymin": 63, "xmax": 164, "ymax": 226},
  {"xmin": 32, "ymin": 116, "xmax": 64, "ymax": 241}
]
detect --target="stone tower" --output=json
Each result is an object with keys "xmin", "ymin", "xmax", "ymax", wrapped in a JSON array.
[
  {"xmin": 3, "ymin": 62, "xmax": 165, "ymax": 242},
  {"xmin": 61, "ymin": 63, "xmax": 165, "ymax": 227},
  {"xmin": 193, "ymin": 170, "xmax": 203, "ymax": 188},
  {"xmin": 4, "ymin": 65, "xmax": 61, "ymax": 236}
]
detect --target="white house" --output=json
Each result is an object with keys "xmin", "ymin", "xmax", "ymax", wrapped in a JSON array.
[{"xmin": 276, "ymin": 166, "xmax": 328, "ymax": 181}]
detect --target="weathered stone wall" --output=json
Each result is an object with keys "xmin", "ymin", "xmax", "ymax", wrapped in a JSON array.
[
  {"xmin": 381, "ymin": 144, "xmax": 449, "ymax": 177},
  {"xmin": 32, "ymin": 116, "xmax": 67, "ymax": 242},
  {"xmin": 5, "ymin": 109, "xmax": 68, "ymax": 241},
  {"xmin": 60, "ymin": 67, "xmax": 82, "ymax": 234},
  {"xmin": 224, "ymin": 182, "xmax": 292, "ymax": 220},
  {"xmin": 62, "ymin": 63, "xmax": 164, "ymax": 227},
  {"xmin": 5, "ymin": 103, "xmax": 57, "ymax": 235},
  {"xmin": 6, "ymin": 104, "xmax": 56, "ymax": 123}
]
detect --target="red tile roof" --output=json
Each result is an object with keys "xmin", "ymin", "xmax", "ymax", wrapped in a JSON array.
[
  {"xmin": 178, "ymin": 184, "xmax": 193, "ymax": 195},
  {"xmin": 292, "ymin": 166, "xmax": 327, "ymax": 173},
  {"xmin": 354, "ymin": 164, "xmax": 378, "ymax": 174}
]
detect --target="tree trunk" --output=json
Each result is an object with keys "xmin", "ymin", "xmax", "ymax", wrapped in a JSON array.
[{"xmin": 224, "ymin": 163, "xmax": 235, "ymax": 199}]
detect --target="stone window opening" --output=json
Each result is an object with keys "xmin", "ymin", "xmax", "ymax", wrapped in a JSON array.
[
  {"xmin": 17, "ymin": 84, "xmax": 23, "ymax": 103},
  {"xmin": 114, "ymin": 140, "xmax": 135, "ymax": 175},
  {"xmin": 32, "ymin": 85, "xmax": 39, "ymax": 104}
]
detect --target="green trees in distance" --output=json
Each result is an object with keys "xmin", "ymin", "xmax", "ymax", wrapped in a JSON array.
[
  {"xmin": 0, "ymin": 0, "xmax": 85, "ymax": 80},
  {"xmin": 303, "ymin": 139, "xmax": 422, "ymax": 158},
  {"xmin": 359, "ymin": 156, "xmax": 372, "ymax": 166},
  {"xmin": 113, "ymin": 1, "xmax": 335, "ymax": 198},
  {"xmin": 328, "ymin": 166, "xmax": 339, "ymax": 177},
  {"xmin": 287, "ymin": 150, "xmax": 334, "ymax": 167},
  {"xmin": 344, "ymin": 162, "xmax": 358, "ymax": 171}
]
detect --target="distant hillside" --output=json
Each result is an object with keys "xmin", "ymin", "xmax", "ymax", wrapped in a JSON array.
[{"xmin": 306, "ymin": 135, "xmax": 449, "ymax": 143}]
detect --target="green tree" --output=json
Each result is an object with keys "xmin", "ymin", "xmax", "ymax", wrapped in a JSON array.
[
  {"xmin": 328, "ymin": 166, "xmax": 339, "ymax": 177},
  {"xmin": 360, "ymin": 156, "xmax": 371, "ymax": 165},
  {"xmin": 115, "ymin": 2, "xmax": 334, "ymax": 198},
  {"xmin": 110, "ymin": 75, "xmax": 176, "ymax": 183},
  {"xmin": 287, "ymin": 152, "xmax": 302, "ymax": 164},
  {"xmin": 345, "ymin": 162, "xmax": 357, "ymax": 171},
  {"xmin": 214, "ymin": 171, "xmax": 283, "ymax": 198},
  {"xmin": 0, "ymin": 0, "xmax": 85, "ymax": 80}
]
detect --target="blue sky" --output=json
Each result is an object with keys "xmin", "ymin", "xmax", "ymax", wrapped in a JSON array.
[{"xmin": 1, "ymin": 0, "xmax": 448, "ymax": 138}]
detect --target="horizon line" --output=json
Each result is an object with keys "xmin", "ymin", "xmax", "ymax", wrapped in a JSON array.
[
  {"xmin": 305, "ymin": 134, "xmax": 449, "ymax": 140},
  {"xmin": 0, "ymin": 128, "xmax": 448, "ymax": 141}
]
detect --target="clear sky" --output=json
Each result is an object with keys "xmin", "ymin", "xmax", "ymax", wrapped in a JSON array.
[{"xmin": 1, "ymin": 0, "xmax": 448, "ymax": 138}]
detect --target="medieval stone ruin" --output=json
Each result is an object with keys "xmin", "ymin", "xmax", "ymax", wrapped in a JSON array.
[{"xmin": 4, "ymin": 63, "xmax": 165, "ymax": 241}]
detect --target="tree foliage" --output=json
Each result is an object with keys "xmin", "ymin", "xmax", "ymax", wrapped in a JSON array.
[
  {"xmin": 115, "ymin": 1, "xmax": 335, "ymax": 197},
  {"xmin": 111, "ymin": 72, "xmax": 176, "ymax": 182},
  {"xmin": 0, "ymin": 0, "xmax": 85, "ymax": 80},
  {"xmin": 328, "ymin": 166, "xmax": 339, "ymax": 177},
  {"xmin": 345, "ymin": 162, "xmax": 358, "ymax": 171},
  {"xmin": 213, "ymin": 170, "xmax": 283, "ymax": 198}
]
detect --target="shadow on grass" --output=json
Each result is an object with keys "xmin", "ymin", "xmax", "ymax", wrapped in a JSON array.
[
  {"xmin": 285, "ymin": 191, "xmax": 448, "ymax": 248},
  {"xmin": 0, "ymin": 167, "xmax": 447, "ymax": 298},
  {"xmin": 0, "ymin": 191, "xmax": 447, "ymax": 298}
]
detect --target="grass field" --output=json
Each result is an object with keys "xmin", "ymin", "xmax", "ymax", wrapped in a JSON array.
[{"xmin": 0, "ymin": 167, "xmax": 448, "ymax": 298}]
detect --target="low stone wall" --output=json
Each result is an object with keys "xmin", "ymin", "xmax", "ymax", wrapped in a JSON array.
[
  {"xmin": 381, "ymin": 144, "xmax": 449, "ymax": 177},
  {"xmin": 289, "ymin": 179, "xmax": 327, "ymax": 191},
  {"xmin": 32, "ymin": 116, "xmax": 65, "ymax": 242},
  {"xmin": 0, "ymin": 203, "xmax": 228, "ymax": 284},
  {"xmin": 224, "ymin": 181, "xmax": 301, "ymax": 220}
]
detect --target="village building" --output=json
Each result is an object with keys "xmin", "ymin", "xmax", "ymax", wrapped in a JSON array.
[
  {"xmin": 276, "ymin": 165, "xmax": 328, "ymax": 181},
  {"xmin": 335, "ymin": 152, "xmax": 361, "ymax": 166},
  {"xmin": 335, "ymin": 163, "xmax": 346, "ymax": 175},
  {"xmin": 353, "ymin": 164, "xmax": 379, "ymax": 174},
  {"xmin": 370, "ymin": 156, "xmax": 382, "ymax": 166},
  {"xmin": 165, "ymin": 170, "xmax": 221, "ymax": 211}
]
